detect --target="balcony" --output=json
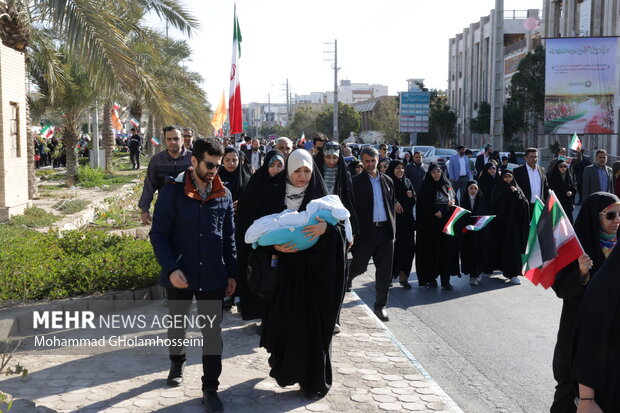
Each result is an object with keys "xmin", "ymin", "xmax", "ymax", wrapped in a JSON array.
[{"xmin": 503, "ymin": 9, "xmax": 542, "ymax": 20}]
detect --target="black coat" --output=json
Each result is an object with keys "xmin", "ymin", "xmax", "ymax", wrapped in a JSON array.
[
  {"xmin": 551, "ymin": 193, "xmax": 620, "ymax": 409},
  {"xmin": 477, "ymin": 166, "xmax": 499, "ymax": 211},
  {"xmin": 490, "ymin": 178, "xmax": 530, "ymax": 277},
  {"xmin": 513, "ymin": 164, "xmax": 550, "ymax": 204},
  {"xmin": 573, "ymin": 244, "xmax": 620, "ymax": 412},
  {"xmin": 459, "ymin": 183, "xmax": 491, "ymax": 276},
  {"xmin": 386, "ymin": 161, "xmax": 416, "ymax": 277},
  {"xmin": 351, "ymin": 171, "xmax": 396, "ymax": 240},
  {"xmin": 547, "ymin": 163, "xmax": 576, "ymax": 224}
]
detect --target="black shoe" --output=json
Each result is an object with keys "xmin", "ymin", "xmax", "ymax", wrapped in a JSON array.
[
  {"xmin": 166, "ymin": 362, "xmax": 184, "ymax": 386},
  {"xmin": 442, "ymin": 283, "xmax": 453, "ymax": 291},
  {"xmin": 346, "ymin": 279, "xmax": 352, "ymax": 292},
  {"xmin": 300, "ymin": 386, "xmax": 321, "ymax": 400},
  {"xmin": 202, "ymin": 390, "xmax": 224, "ymax": 413},
  {"xmin": 399, "ymin": 280, "xmax": 412, "ymax": 290},
  {"xmin": 374, "ymin": 308, "xmax": 389, "ymax": 322},
  {"xmin": 429, "ymin": 280, "xmax": 438, "ymax": 288}
]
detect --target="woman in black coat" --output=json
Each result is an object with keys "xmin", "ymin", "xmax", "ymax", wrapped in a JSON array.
[
  {"xmin": 386, "ymin": 160, "xmax": 416, "ymax": 289},
  {"xmin": 415, "ymin": 163, "xmax": 459, "ymax": 290},
  {"xmin": 218, "ymin": 147, "xmax": 252, "ymax": 204},
  {"xmin": 490, "ymin": 170, "xmax": 529, "ymax": 284},
  {"xmin": 547, "ymin": 160, "xmax": 576, "ymax": 224},
  {"xmin": 550, "ymin": 192, "xmax": 620, "ymax": 413}
]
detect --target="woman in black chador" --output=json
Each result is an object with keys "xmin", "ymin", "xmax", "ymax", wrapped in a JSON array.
[
  {"xmin": 547, "ymin": 160, "xmax": 576, "ymax": 224},
  {"xmin": 235, "ymin": 150, "xmax": 285, "ymax": 320},
  {"xmin": 459, "ymin": 180, "xmax": 490, "ymax": 286},
  {"xmin": 573, "ymin": 243, "xmax": 620, "ymax": 413},
  {"xmin": 490, "ymin": 170, "xmax": 529, "ymax": 284},
  {"xmin": 415, "ymin": 163, "xmax": 459, "ymax": 290},
  {"xmin": 218, "ymin": 147, "xmax": 252, "ymax": 204},
  {"xmin": 386, "ymin": 160, "xmax": 416, "ymax": 289},
  {"xmin": 258, "ymin": 149, "xmax": 347, "ymax": 400},
  {"xmin": 550, "ymin": 192, "xmax": 620, "ymax": 413},
  {"xmin": 477, "ymin": 162, "xmax": 499, "ymax": 211}
]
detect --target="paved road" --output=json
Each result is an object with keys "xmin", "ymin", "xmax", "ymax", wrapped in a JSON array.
[{"xmin": 353, "ymin": 267, "xmax": 562, "ymax": 413}]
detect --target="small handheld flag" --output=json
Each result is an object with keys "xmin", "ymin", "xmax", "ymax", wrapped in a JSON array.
[
  {"xmin": 463, "ymin": 215, "xmax": 496, "ymax": 233},
  {"xmin": 130, "ymin": 117, "xmax": 140, "ymax": 128},
  {"xmin": 569, "ymin": 132, "xmax": 582, "ymax": 152},
  {"xmin": 150, "ymin": 137, "xmax": 160, "ymax": 146},
  {"xmin": 443, "ymin": 206, "xmax": 470, "ymax": 236}
]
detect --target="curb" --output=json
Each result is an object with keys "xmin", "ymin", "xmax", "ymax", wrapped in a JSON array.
[{"xmin": 350, "ymin": 291, "xmax": 465, "ymax": 413}]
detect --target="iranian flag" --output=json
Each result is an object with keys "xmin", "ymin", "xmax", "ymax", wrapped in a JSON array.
[
  {"xmin": 130, "ymin": 117, "xmax": 140, "ymax": 128},
  {"xmin": 522, "ymin": 191, "xmax": 583, "ymax": 289},
  {"xmin": 569, "ymin": 132, "xmax": 582, "ymax": 152},
  {"xmin": 150, "ymin": 137, "xmax": 160, "ymax": 146},
  {"xmin": 443, "ymin": 206, "xmax": 470, "ymax": 236},
  {"xmin": 228, "ymin": 4, "xmax": 243, "ymax": 135},
  {"xmin": 463, "ymin": 215, "xmax": 495, "ymax": 233},
  {"xmin": 41, "ymin": 124, "xmax": 54, "ymax": 139}
]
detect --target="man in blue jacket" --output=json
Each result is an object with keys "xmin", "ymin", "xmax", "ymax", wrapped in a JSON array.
[
  {"xmin": 448, "ymin": 145, "xmax": 472, "ymax": 202},
  {"xmin": 150, "ymin": 137, "xmax": 237, "ymax": 413}
]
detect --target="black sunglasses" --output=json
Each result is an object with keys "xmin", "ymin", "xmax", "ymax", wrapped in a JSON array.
[
  {"xmin": 201, "ymin": 160, "xmax": 221, "ymax": 170},
  {"xmin": 183, "ymin": 135, "xmax": 192, "ymax": 138},
  {"xmin": 558, "ymin": 164, "xmax": 568, "ymax": 168},
  {"xmin": 601, "ymin": 211, "xmax": 620, "ymax": 220}
]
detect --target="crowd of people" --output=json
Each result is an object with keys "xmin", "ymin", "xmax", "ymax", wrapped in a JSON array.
[{"xmin": 141, "ymin": 126, "xmax": 620, "ymax": 412}]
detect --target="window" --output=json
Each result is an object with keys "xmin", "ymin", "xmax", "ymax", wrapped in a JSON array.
[{"xmin": 10, "ymin": 102, "xmax": 20, "ymax": 158}]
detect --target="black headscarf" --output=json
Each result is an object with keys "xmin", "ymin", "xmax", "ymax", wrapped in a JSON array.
[
  {"xmin": 460, "ymin": 180, "xmax": 486, "ymax": 214},
  {"xmin": 420, "ymin": 163, "xmax": 451, "ymax": 197},
  {"xmin": 573, "ymin": 192, "xmax": 620, "ymax": 274},
  {"xmin": 387, "ymin": 159, "xmax": 415, "ymax": 202},
  {"xmin": 285, "ymin": 149, "xmax": 328, "ymax": 212},
  {"xmin": 403, "ymin": 150, "xmax": 414, "ymax": 165},
  {"xmin": 218, "ymin": 147, "xmax": 252, "ymax": 201}
]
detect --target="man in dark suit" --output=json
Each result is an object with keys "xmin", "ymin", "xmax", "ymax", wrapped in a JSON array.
[
  {"xmin": 242, "ymin": 138, "xmax": 264, "ymax": 172},
  {"xmin": 475, "ymin": 144, "xmax": 494, "ymax": 177},
  {"xmin": 513, "ymin": 147, "xmax": 549, "ymax": 214},
  {"xmin": 349, "ymin": 146, "xmax": 396, "ymax": 322},
  {"xmin": 581, "ymin": 149, "xmax": 614, "ymax": 200}
]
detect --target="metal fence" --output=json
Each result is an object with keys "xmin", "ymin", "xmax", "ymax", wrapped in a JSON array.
[{"xmin": 504, "ymin": 10, "xmax": 542, "ymax": 20}]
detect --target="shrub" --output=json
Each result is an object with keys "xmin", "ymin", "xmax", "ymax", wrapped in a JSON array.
[
  {"xmin": 77, "ymin": 166, "xmax": 105, "ymax": 187},
  {"xmin": 8, "ymin": 207, "xmax": 59, "ymax": 228},
  {"xmin": 52, "ymin": 199, "xmax": 89, "ymax": 215},
  {"xmin": 0, "ymin": 226, "xmax": 160, "ymax": 302}
]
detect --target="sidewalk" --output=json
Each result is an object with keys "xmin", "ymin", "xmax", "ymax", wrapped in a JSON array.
[{"xmin": 0, "ymin": 293, "xmax": 462, "ymax": 413}]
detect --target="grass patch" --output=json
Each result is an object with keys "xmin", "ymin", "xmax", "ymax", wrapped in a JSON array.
[
  {"xmin": 52, "ymin": 199, "xmax": 90, "ymax": 215},
  {"xmin": 8, "ymin": 206, "xmax": 59, "ymax": 228},
  {"xmin": 77, "ymin": 166, "xmax": 106, "ymax": 187},
  {"xmin": 39, "ymin": 184, "xmax": 63, "ymax": 191},
  {"xmin": 0, "ymin": 226, "xmax": 159, "ymax": 302}
]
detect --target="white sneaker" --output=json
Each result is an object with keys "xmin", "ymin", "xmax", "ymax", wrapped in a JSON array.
[
  {"xmin": 469, "ymin": 277, "xmax": 479, "ymax": 286},
  {"xmin": 333, "ymin": 323, "xmax": 341, "ymax": 334},
  {"xmin": 510, "ymin": 276, "xmax": 521, "ymax": 285}
]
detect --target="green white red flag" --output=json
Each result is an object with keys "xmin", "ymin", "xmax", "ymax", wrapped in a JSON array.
[
  {"xmin": 443, "ymin": 206, "xmax": 470, "ymax": 236},
  {"xmin": 522, "ymin": 191, "xmax": 583, "ymax": 288},
  {"xmin": 463, "ymin": 215, "xmax": 495, "ymax": 233},
  {"xmin": 41, "ymin": 124, "xmax": 54, "ymax": 139},
  {"xmin": 569, "ymin": 132, "xmax": 582, "ymax": 151},
  {"xmin": 228, "ymin": 4, "xmax": 243, "ymax": 135}
]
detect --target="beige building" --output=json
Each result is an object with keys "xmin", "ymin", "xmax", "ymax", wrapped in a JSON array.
[
  {"xmin": 0, "ymin": 44, "xmax": 30, "ymax": 220},
  {"xmin": 448, "ymin": 9, "xmax": 541, "ymax": 148}
]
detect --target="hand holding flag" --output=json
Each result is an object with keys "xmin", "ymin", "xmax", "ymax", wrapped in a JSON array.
[{"xmin": 443, "ymin": 206, "xmax": 470, "ymax": 236}]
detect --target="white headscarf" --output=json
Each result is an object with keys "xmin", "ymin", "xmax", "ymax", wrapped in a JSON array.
[{"xmin": 285, "ymin": 149, "xmax": 313, "ymax": 211}]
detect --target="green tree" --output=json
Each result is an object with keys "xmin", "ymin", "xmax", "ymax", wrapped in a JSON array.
[
  {"xmin": 368, "ymin": 97, "xmax": 401, "ymax": 142},
  {"xmin": 506, "ymin": 44, "xmax": 545, "ymax": 141},
  {"xmin": 258, "ymin": 124, "xmax": 290, "ymax": 139},
  {"xmin": 429, "ymin": 90, "xmax": 457, "ymax": 147},
  {"xmin": 290, "ymin": 106, "xmax": 321, "ymax": 139},
  {"xmin": 315, "ymin": 102, "xmax": 360, "ymax": 141},
  {"xmin": 469, "ymin": 101, "xmax": 491, "ymax": 134}
]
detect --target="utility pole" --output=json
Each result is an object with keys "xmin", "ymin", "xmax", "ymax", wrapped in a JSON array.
[
  {"xmin": 489, "ymin": 0, "xmax": 505, "ymax": 150},
  {"xmin": 324, "ymin": 39, "xmax": 339, "ymax": 140},
  {"xmin": 281, "ymin": 78, "xmax": 291, "ymax": 123}
]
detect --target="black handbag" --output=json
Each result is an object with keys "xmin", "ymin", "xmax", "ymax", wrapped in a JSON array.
[{"xmin": 246, "ymin": 248, "xmax": 278, "ymax": 298}]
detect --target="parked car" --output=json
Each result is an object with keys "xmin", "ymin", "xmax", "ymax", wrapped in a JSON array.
[
  {"xmin": 422, "ymin": 148, "xmax": 457, "ymax": 169},
  {"xmin": 499, "ymin": 151, "xmax": 526, "ymax": 165},
  {"xmin": 398, "ymin": 145, "xmax": 434, "ymax": 159}
]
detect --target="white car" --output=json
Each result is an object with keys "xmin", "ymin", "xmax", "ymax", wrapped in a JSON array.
[
  {"xmin": 422, "ymin": 148, "xmax": 457, "ymax": 169},
  {"xmin": 398, "ymin": 145, "xmax": 434, "ymax": 159}
]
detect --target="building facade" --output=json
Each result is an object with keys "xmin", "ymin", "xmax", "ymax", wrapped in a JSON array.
[
  {"xmin": 542, "ymin": 0, "xmax": 620, "ymax": 156},
  {"xmin": 0, "ymin": 44, "xmax": 30, "ymax": 220},
  {"xmin": 295, "ymin": 80, "xmax": 388, "ymax": 105},
  {"xmin": 448, "ymin": 9, "xmax": 541, "ymax": 148}
]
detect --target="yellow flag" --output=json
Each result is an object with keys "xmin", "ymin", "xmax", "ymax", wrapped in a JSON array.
[{"xmin": 211, "ymin": 91, "xmax": 227, "ymax": 133}]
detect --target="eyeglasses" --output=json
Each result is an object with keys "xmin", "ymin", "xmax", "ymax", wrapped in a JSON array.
[
  {"xmin": 558, "ymin": 165, "xmax": 568, "ymax": 169},
  {"xmin": 201, "ymin": 160, "xmax": 221, "ymax": 170},
  {"xmin": 182, "ymin": 135, "xmax": 192, "ymax": 138},
  {"xmin": 601, "ymin": 211, "xmax": 620, "ymax": 220}
]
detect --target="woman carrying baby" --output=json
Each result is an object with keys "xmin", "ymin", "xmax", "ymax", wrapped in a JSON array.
[{"xmin": 256, "ymin": 149, "xmax": 348, "ymax": 400}]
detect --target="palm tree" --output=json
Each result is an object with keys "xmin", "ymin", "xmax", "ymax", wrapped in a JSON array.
[{"xmin": 0, "ymin": 0, "xmax": 199, "ymax": 195}]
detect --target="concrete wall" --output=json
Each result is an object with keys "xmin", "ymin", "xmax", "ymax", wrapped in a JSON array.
[{"xmin": 0, "ymin": 45, "xmax": 30, "ymax": 221}]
